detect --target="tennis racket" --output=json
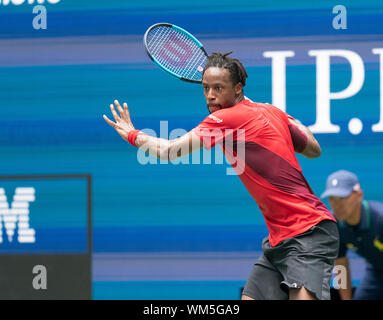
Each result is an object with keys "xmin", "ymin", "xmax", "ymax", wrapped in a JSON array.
[{"xmin": 143, "ymin": 23, "xmax": 208, "ymax": 84}]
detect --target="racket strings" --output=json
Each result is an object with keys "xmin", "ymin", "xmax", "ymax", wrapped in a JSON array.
[
  {"xmin": 170, "ymin": 34, "xmax": 206, "ymax": 80},
  {"xmin": 184, "ymin": 49, "xmax": 207, "ymax": 80},
  {"xmin": 149, "ymin": 27, "xmax": 171, "ymax": 62},
  {"xmin": 146, "ymin": 26, "xmax": 206, "ymax": 81},
  {"xmin": 148, "ymin": 28, "xmax": 195, "ymax": 72}
]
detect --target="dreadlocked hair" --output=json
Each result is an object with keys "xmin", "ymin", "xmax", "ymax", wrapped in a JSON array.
[{"xmin": 203, "ymin": 51, "xmax": 248, "ymax": 87}]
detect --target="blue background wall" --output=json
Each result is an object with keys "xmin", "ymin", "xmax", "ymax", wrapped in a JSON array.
[{"xmin": 1, "ymin": 0, "xmax": 383, "ymax": 299}]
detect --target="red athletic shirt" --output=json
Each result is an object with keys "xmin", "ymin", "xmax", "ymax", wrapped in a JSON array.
[{"xmin": 192, "ymin": 100, "xmax": 336, "ymax": 247}]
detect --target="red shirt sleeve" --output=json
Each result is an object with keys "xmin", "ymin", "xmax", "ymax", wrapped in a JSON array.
[{"xmin": 286, "ymin": 115, "xmax": 308, "ymax": 153}]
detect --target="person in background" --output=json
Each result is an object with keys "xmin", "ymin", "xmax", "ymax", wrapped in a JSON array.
[{"xmin": 321, "ymin": 170, "xmax": 383, "ymax": 299}]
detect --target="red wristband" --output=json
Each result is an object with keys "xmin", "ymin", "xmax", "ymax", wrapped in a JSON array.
[{"xmin": 127, "ymin": 130, "xmax": 142, "ymax": 147}]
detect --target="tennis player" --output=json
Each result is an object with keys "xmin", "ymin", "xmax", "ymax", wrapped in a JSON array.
[{"xmin": 103, "ymin": 52, "xmax": 339, "ymax": 300}]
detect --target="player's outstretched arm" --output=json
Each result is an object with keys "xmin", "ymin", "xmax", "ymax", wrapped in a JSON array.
[
  {"xmin": 136, "ymin": 130, "xmax": 203, "ymax": 161},
  {"xmin": 103, "ymin": 100, "xmax": 203, "ymax": 161},
  {"xmin": 288, "ymin": 117, "xmax": 321, "ymax": 159}
]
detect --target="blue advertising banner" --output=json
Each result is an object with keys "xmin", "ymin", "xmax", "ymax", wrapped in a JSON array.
[
  {"xmin": 1, "ymin": 0, "xmax": 382, "ymax": 299},
  {"xmin": 0, "ymin": 176, "xmax": 89, "ymax": 253}
]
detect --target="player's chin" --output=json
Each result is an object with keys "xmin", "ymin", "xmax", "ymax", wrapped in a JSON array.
[{"xmin": 208, "ymin": 106, "xmax": 222, "ymax": 114}]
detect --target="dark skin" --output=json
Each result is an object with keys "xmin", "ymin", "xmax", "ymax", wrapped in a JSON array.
[{"xmin": 202, "ymin": 67, "xmax": 244, "ymax": 113}]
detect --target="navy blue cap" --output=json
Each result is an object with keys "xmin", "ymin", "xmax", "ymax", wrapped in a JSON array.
[{"xmin": 321, "ymin": 170, "xmax": 360, "ymax": 198}]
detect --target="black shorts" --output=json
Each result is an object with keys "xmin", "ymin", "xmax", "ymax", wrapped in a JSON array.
[{"xmin": 242, "ymin": 219, "xmax": 339, "ymax": 300}]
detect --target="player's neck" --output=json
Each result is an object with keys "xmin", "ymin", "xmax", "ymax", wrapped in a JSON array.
[{"xmin": 234, "ymin": 94, "xmax": 245, "ymax": 105}]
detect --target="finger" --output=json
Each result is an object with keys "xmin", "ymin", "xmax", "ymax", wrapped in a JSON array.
[
  {"xmin": 114, "ymin": 99, "xmax": 124, "ymax": 116},
  {"xmin": 110, "ymin": 104, "xmax": 120, "ymax": 121},
  {"xmin": 123, "ymin": 102, "xmax": 131, "ymax": 121},
  {"xmin": 103, "ymin": 114, "xmax": 117, "ymax": 128}
]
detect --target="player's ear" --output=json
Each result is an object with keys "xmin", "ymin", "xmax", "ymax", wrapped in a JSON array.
[{"xmin": 234, "ymin": 82, "xmax": 242, "ymax": 95}]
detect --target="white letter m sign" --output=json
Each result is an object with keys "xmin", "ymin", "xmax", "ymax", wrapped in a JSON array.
[{"xmin": 0, "ymin": 188, "xmax": 36, "ymax": 243}]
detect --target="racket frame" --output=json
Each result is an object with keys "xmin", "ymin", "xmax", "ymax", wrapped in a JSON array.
[{"xmin": 143, "ymin": 22, "xmax": 208, "ymax": 84}]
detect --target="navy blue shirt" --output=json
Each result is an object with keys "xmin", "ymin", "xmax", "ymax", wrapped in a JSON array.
[{"xmin": 338, "ymin": 200, "xmax": 383, "ymax": 271}]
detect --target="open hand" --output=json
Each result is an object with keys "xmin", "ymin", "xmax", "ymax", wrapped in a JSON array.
[{"xmin": 103, "ymin": 100, "xmax": 135, "ymax": 142}]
